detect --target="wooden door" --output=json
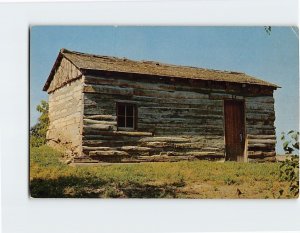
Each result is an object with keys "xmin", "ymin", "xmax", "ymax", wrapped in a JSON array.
[{"xmin": 224, "ymin": 100, "xmax": 245, "ymax": 162}]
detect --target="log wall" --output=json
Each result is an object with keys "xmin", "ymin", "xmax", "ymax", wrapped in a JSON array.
[
  {"xmin": 77, "ymin": 74, "xmax": 277, "ymax": 163},
  {"xmin": 245, "ymin": 96, "xmax": 276, "ymax": 162},
  {"xmin": 47, "ymin": 78, "xmax": 83, "ymax": 156}
]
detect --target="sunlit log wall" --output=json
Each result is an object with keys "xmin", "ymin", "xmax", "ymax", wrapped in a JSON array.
[
  {"xmin": 75, "ymin": 71, "xmax": 276, "ymax": 163},
  {"xmin": 46, "ymin": 58, "xmax": 83, "ymax": 156}
]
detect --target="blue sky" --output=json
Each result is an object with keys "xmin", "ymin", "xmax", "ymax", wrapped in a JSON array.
[{"xmin": 30, "ymin": 26, "xmax": 299, "ymax": 153}]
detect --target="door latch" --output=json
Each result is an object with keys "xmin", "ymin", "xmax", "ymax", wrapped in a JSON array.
[{"xmin": 239, "ymin": 132, "xmax": 243, "ymax": 143}]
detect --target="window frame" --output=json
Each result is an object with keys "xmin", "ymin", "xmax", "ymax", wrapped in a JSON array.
[{"xmin": 116, "ymin": 102, "xmax": 137, "ymax": 131}]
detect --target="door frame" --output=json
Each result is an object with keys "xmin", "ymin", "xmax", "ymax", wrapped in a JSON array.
[{"xmin": 223, "ymin": 98, "xmax": 247, "ymax": 162}]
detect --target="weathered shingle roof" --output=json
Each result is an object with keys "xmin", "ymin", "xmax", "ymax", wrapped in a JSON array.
[{"xmin": 43, "ymin": 48, "xmax": 279, "ymax": 91}]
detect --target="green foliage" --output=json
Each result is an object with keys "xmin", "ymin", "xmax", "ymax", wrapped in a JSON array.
[
  {"xmin": 279, "ymin": 156, "xmax": 299, "ymax": 197},
  {"xmin": 264, "ymin": 26, "xmax": 272, "ymax": 35},
  {"xmin": 30, "ymin": 100, "xmax": 49, "ymax": 147},
  {"xmin": 280, "ymin": 131, "xmax": 299, "ymax": 154}
]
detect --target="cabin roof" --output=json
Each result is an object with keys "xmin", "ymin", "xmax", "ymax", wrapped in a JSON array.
[{"xmin": 43, "ymin": 48, "xmax": 279, "ymax": 91}]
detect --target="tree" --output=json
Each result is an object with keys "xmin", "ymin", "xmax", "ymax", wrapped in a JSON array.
[
  {"xmin": 280, "ymin": 130, "xmax": 299, "ymax": 155},
  {"xmin": 30, "ymin": 100, "xmax": 49, "ymax": 147}
]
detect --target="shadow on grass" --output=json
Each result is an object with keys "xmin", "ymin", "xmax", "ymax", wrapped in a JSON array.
[{"xmin": 30, "ymin": 176, "xmax": 180, "ymax": 198}]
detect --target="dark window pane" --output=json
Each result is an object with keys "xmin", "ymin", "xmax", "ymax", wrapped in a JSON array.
[
  {"xmin": 118, "ymin": 104, "xmax": 125, "ymax": 116},
  {"xmin": 118, "ymin": 116, "xmax": 125, "ymax": 127},
  {"xmin": 126, "ymin": 105, "xmax": 134, "ymax": 117},
  {"xmin": 126, "ymin": 117, "xmax": 134, "ymax": 128}
]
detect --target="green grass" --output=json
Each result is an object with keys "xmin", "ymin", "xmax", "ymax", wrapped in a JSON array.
[{"xmin": 30, "ymin": 145, "xmax": 295, "ymax": 198}]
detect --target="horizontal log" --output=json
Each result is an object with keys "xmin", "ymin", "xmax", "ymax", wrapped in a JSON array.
[
  {"xmin": 83, "ymin": 124, "xmax": 115, "ymax": 131},
  {"xmin": 248, "ymin": 139, "xmax": 276, "ymax": 144},
  {"xmin": 82, "ymin": 135, "xmax": 142, "ymax": 143},
  {"xmin": 114, "ymin": 131, "xmax": 153, "ymax": 137},
  {"xmin": 247, "ymin": 143, "xmax": 275, "ymax": 150},
  {"xmin": 82, "ymin": 130, "xmax": 152, "ymax": 137},
  {"xmin": 139, "ymin": 113, "xmax": 223, "ymax": 121},
  {"xmin": 137, "ymin": 124, "xmax": 224, "ymax": 132},
  {"xmin": 246, "ymin": 129, "xmax": 275, "ymax": 135},
  {"xmin": 89, "ymin": 150, "xmax": 129, "ymax": 157},
  {"xmin": 245, "ymin": 102, "xmax": 274, "ymax": 110},
  {"xmin": 209, "ymin": 93, "xmax": 243, "ymax": 100},
  {"xmin": 83, "ymin": 140, "xmax": 134, "ymax": 147},
  {"xmin": 84, "ymin": 106, "xmax": 114, "ymax": 115},
  {"xmin": 83, "ymin": 114, "xmax": 117, "ymax": 121},
  {"xmin": 139, "ymin": 137, "xmax": 190, "ymax": 143},
  {"xmin": 120, "ymin": 146, "xmax": 152, "ymax": 152},
  {"xmin": 120, "ymin": 155, "xmax": 195, "ymax": 163},
  {"xmin": 140, "ymin": 141, "xmax": 173, "ymax": 148},
  {"xmin": 138, "ymin": 117, "xmax": 224, "ymax": 124},
  {"xmin": 133, "ymin": 88, "xmax": 209, "ymax": 100},
  {"xmin": 153, "ymin": 127, "xmax": 223, "ymax": 135},
  {"xmin": 82, "ymin": 140, "xmax": 110, "ymax": 146},
  {"xmin": 174, "ymin": 143, "xmax": 224, "ymax": 150},
  {"xmin": 160, "ymin": 151, "xmax": 224, "ymax": 157},
  {"xmin": 247, "ymin": 151, "xmax": 276, "ymax": 158},
  {"xmin": 245, "ymin": 96, "xmax": 274, "ymax": 103},
  {"xmin": 246, "ymin": 120, "xmax": 275, "ymax": 127},
  {"xmin": 83, "ymin": 84, "xmax": 134, "ymax": 96},
  {"xmin": 247, "ymin": 134, "xmax": 276, "ymax": 139},
  {"xmin": 83, "ymin": 119, "xmax": 117, "ymax": 126},
  {"xmin": 133, "ymin": 95, "xmax": 223, "ymax": 106},
  {"xmin": 83, "ymin": 146, "xmax": 115, "ymax": 151},
  {"xmin": 246, "ymin": 115, "xmax": 275, "ymax": 121}
]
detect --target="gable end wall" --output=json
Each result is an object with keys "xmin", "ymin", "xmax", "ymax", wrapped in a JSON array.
[{"xmin": 46, "ymin": 58, "xmax": 83, "ymax": 156}]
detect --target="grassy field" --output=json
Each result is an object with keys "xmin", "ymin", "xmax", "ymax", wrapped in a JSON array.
[{"xmin": 30, "ymin": 145, "xmax": 296, "ymax": 198}]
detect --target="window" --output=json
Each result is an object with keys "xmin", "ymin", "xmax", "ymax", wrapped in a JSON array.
[{"xmin": 116, "ymin": 102, "xmax": 137, "ymax": 130}]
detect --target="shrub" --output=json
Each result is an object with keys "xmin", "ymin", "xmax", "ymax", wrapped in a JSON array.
[
  {"xmin": 30, "ymin": 100, "xmax": 49, "ymax": 147},
  {"xmin": 279, "ymin": 130, "xmax": 299, "ymax": 197},
  {"xmin": 279, "ymin": 156, "xmax": 299, "ymax": 197}
]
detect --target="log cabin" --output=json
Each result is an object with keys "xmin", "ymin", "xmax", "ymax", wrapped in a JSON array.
[{"xmin": 43, "ymin": 48, "xmax": 279, "ymax": 163}]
